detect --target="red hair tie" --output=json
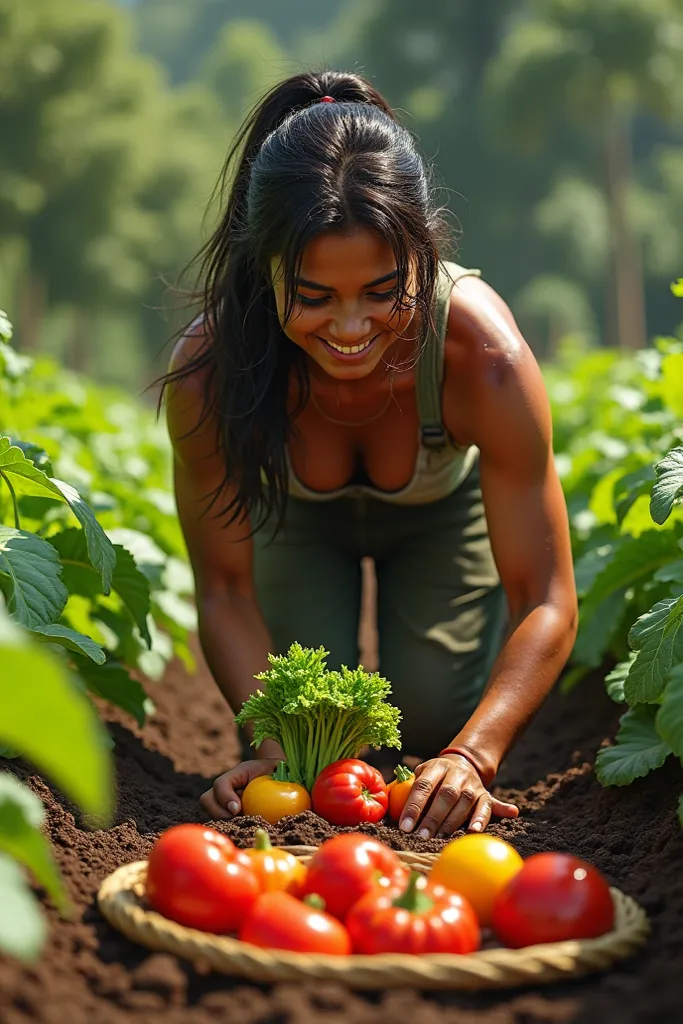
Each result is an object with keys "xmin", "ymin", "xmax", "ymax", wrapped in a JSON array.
[{"xmin": 319, "ymin": 95, "xmax": 336, "ymax": 103}]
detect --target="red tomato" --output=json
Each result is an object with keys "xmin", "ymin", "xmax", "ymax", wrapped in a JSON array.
[
  {"xmin": 346, "ymin": 871, "xmax": 480, "ymax": 955},
  {"xmin": 146, "ymin": 824, "xmax": 260, "ymax": 933},
  {"xmin": 492, "ymin": 852, "xmax": 615, "ymax": 948},
  {"xmin": 311, "ymin": 759, "xmax": 388, "ymax": 826},
  {"xmin": 240, "ymin": 892, "xmax": 351, "ymax": 955},
  {"xmin": 300, "ymin": 833, "xmax": 406, "ymax": 920}
]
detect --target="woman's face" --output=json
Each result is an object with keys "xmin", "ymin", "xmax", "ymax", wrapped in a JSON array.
[{"xmin": 270, "ymin": 227, "xmax": 418, "ymax": 381}]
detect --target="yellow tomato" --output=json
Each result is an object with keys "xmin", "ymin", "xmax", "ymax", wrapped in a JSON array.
[
  {"xmin": 243, "ymin": 828, "xmax": 307, "ymax": 893},
  {"xmin": 430, "ymin": 834, "xmax": 524, "ymax": 926},
  {"xmin": 241, "ymin": 774, "xmax": 311, "ymax": 825}
]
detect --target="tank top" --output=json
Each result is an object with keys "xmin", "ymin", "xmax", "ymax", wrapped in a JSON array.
[{"xmin": 286, "ymin": 260, "xmax": 480, "ymax": 506}]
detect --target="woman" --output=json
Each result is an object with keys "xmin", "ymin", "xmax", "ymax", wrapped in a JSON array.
[{"xmin": 163, "ymin": 70, "xmax": 577, "ymax": 839}]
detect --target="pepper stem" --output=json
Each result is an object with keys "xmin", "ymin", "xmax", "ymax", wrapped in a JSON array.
[
  {"xmin": 394, "ymin": 764, "xmax": 414, "ymax": 783},
  {"xmin": 303, "ymin": 893, "xmax": 326, "ymax": 911},
  {"xmin": 273, "ymin": 760, "xmax": 291, "ymax": 783},
  {"xmin": 253, "ymin": 828, "xmax": 272, "ymax": 851},
  {"xmin": 392, "ymin": 871, "xmax": 433, "ymax": 914}
]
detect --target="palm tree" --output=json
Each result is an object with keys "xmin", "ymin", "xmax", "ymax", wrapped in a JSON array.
[{"xmin": 488, "ymin": 0, "xmax": 683, "ymax": 349}]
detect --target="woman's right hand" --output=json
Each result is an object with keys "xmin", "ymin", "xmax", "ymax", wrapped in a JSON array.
[{"xmin": 199, "ymin": 758, "xmax": 281, "ymax": 820}]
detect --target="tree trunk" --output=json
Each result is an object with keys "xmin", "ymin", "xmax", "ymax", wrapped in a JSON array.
[
  {"xmin": 603, "ymin": 101, "xmax": 647, "ymax": 350},
  {"xmin": 69, "ymin": 306, "xmax": 92, "ymax": 373},
  {"xmin": 17, "ymin": 272, "xmax": 45, "ymax": 351}
]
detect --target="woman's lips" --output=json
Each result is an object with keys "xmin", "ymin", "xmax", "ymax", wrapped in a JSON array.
[{"xmin": 316, "ymin": 332, "xmax": 383, "ymax": 362}]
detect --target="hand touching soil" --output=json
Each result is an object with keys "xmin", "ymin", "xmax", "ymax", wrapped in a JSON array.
[
  {"xmin": 200, "ymin": 759, "xmax": 281, "ymax": 820},
  {"xmin": 398, "ymin": 755, "xmax": 520, "ymax": 837}
]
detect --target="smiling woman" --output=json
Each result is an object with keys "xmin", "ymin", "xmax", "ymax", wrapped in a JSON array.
[{"xmin": 157, "ymin": 69, "xmax": 578, "ymax": 840}]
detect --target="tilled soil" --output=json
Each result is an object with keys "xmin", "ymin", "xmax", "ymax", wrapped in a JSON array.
[{"xmin": 1, "ymin": 640, "xmax": 682, "ymax": 1024}]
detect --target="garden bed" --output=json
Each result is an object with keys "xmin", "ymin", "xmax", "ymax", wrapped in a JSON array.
[{"xmin": 1, "ymin": 642, "xmax": 682, "ymax": 1024}]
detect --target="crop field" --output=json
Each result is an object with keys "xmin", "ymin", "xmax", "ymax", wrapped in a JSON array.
[{"xmin": 1, "ymin": 300, "xmax": 683, "ymax": 1024}]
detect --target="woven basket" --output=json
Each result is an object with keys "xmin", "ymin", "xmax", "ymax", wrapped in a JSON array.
[{"xmin": 97, "ymin": 845, "xmax": 649, "ymax": 991}]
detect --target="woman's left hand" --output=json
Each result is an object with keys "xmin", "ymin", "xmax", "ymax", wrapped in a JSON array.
[{"xmin": 398, "ymin": 754, "xmax": 519, "ymax": 838}]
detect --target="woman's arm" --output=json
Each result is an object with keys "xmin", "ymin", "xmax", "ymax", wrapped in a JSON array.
[
  {"xmin": 399, "ymin": 278, "xmax": 578, "ymax": 837},
  {"xmin": 165, "ymin": 332, "xmax": 284, "ymax": 817}
]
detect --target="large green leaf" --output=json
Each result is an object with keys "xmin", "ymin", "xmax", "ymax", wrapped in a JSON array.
[
  {"xmin": 651, "ymin": 448, "xmax": 683, "ymax": 525},
  {"xmin": 595, "ymin": 705, "xmax": 671, "ymax": 787},
  {"xmin": 656, "ymin": 664, "xmax": 683, "ymax": 760},
  {"xmin": 0, "ymin": 775, "xmax": 67, "ymax": 912},
  {"xmin": 583, "ymin": 531, "xmax": 679, "ymax": 611},
  {"xmin": 613, "ymin": 465, "xmax": 656, "ymax": 526},
  {"xmin": 0, "ymin": 852, "xmax": 45, "ymax": 961},
  {"xmin": 50, "ymin": 479, "xmax": 116, "ymax": 594},
  {"xmin": 49, "ymin": 528, "xmax": 151, "ymax": 647},
  {"xmin": 574, "ymin": 588, "xmax": 626, "ymax": 667},
  {"xmin": 573, "ymin": 543, "xmax": 616, "ymax": 598},
  {"xmin": 0, "ymin": 440, "xmax": 115, "ymax": 593},
  {"xmin": 0, "ymin": 615, "xmax": 112, "ymax": 821},
  {"xmin": 28, "ymin": 624, "xmax": 105, "ymax": 664},
  {"xmin": 604, "ymin": 654, "xmax": 637, "ymax": 703},
  {"xmin": 75, "ymin": 659, "xmax": 151, "ymax": 728},
  {"xmin": 0, "ymin": 527, "xmax": 67, "ymax": 628},
  {"xmin": 625, "ymin": 597, "xmax": 683, "ymax": 703}
]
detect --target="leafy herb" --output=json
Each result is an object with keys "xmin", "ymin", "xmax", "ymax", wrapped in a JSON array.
[{"xmin": 235, "ymin": 643, "xmax": 401, "ymax": 790}]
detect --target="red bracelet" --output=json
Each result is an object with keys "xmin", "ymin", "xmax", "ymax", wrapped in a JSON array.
[{"xmin": 438, "ymin": 747, "xmax": 494, "ymax": 787}]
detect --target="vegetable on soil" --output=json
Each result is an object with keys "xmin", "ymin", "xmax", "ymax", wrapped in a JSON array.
[
  {"xmin": 241, "ymin": 761, "xmax": 311, "ymax": 823},
  {"xmin": 234, "ymin": 643, "xmax": 401, "ymax": 791},
  {"xmin": 387, "ymin": 764, "xmax": 416, "ymax": 821},
  {"xmin": 311, "ymin": 758, "xmax": 388, "ymax": 826}
]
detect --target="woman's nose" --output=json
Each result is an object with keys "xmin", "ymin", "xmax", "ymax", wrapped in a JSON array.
[{"xmin": 328, "ymin": 311, "xmax": 372, "ymax": 343}]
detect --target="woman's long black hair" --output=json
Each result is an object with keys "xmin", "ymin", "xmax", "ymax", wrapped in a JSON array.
[{"xmin": 158, "ymin": 69, "xmax": 451, "ymax": 533}]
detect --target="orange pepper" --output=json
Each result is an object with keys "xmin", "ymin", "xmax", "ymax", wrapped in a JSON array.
[
  {"xmin": 243, "ymin": 828, "xmax": 307, "ymax": 893},
  {"xmin": 387, "ymin": 764, "xmax": 415, "ymax": 821},
  {"xmin": 241, "ymin": 762, "xmax": 311, "ymax": 824}
]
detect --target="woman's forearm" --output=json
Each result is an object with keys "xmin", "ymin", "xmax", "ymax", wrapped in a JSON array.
[
  {"xmin": 447, "ymin": 601, "xmax": 578, "ymax": 785},
  {"xmin": 197, "ymin": 588, "xmax": 284, "ymax": 759}
]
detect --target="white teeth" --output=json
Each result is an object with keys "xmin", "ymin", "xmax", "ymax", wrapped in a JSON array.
[{"xmin": 326, "ymin": 339, "xmax": 373, "ymax": 355}]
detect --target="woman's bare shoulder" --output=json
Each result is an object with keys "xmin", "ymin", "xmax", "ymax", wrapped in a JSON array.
[{"xmin": 168, "ymin": 314, "xmax": 213, "ymax": 378}]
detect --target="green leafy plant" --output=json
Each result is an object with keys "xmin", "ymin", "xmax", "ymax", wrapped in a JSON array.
[
  {"xmin": 236, "ymin": 643, "xmax": 402, "ymax": 791},
  {"xmin": 549, "ymin": 280, "xmax": 683, "ymax": 821},
  {"xmin": 0, "ymin": 303, "xmax": 193, "ymax": 957},
  {"xmin": 0, "ymin": 603, "xmax": 112, "ymax": 960}
]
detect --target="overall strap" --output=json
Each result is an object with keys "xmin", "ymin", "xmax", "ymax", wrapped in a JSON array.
[{"xmin": 415, "ymin": 262, "xmax": 480, "ymax": 448}]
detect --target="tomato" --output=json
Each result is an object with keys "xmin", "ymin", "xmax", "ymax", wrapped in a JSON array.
[
  {"xmin": 311, "ymin": 758, "xmax": 388, "ymax": 826},
  {"xmin": 240, "ymin": 891, "xmax": 352, "ymax": 955},
  {"xmin": 241, "ymin": 764, "xmax": 311, "ymax": 824},
  {"xmin": 243, "ymin": 828, "xmax": 307, "ymax": 893},
  {"xmin": 346, "ymin": 870, "xmax": 480, "ymax": 955},
  {"xmin": 430, "ymin": 833, "xmax": 524, "ymax": 926},
  {"xmin": 387, "ymin": 764, "xmax": 415, "ymax": 821},
  {"xmin": 300, "ymin": 833, "xmax": 406, "ymax": 920},
  {"xmin": 146, "ymin": 824, "xmax": 260, "ymax": 933},
  {"xmin": 492, "ymin": 852, "xmax": 615, "ymax": 948}
]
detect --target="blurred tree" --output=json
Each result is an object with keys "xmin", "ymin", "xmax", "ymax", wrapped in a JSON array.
[
  {"xmin": 201, "ymin": 20, "xmax": 290, "ymax": 123},
  {"xmin": 0, "ymin": 0, "xmax": 225, "ymax": 376},
  {"xmin": 134, "ymin": 0, "xmax": 344, "ymax": 85},
  {"xmin": 487, "ymin": 0, "xmax": 683, "ymax": 349}
]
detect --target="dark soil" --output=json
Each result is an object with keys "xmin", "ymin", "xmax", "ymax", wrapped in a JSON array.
[{"xmin": 1, "ymin": 637, "xmax": 682, "ymax": 1024}]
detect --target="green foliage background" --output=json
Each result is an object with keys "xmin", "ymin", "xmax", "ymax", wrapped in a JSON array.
[{"xmin": 2, "ymin": 0, "xmax": 683, "ymax": 387}]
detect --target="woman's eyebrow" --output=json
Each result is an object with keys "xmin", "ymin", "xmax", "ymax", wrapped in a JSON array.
[{"xmin": 295, "ymin": 270, "xmax": 398, "ymax": 291}]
